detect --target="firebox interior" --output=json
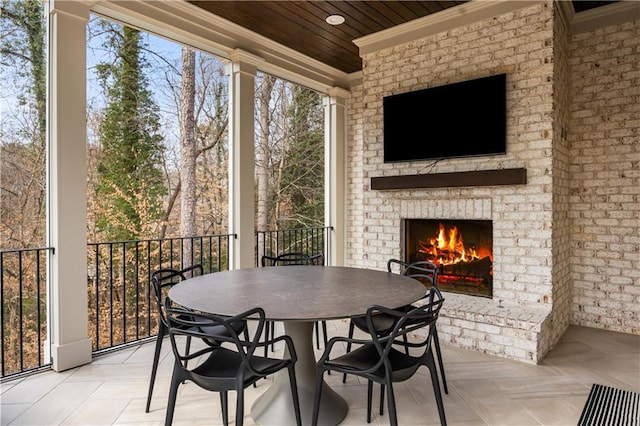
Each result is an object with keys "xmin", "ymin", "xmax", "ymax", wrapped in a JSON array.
[{"xmin": 404, "ymin": 219, "xmax": 493, "ymax": 298}]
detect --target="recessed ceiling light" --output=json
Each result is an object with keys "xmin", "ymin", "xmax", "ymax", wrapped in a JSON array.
[{"xmin": 325, "ymin": 14, "xmax": 345, "ymax": 25}]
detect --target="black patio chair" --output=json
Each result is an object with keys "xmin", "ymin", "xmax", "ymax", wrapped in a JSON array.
[
  {"xmin": 145, "ymin": 265, "xmax": 249, "ymax": 413},
  {"xmin": 343, "ymin": 259, "xmax": 448, "ymax": 394},
  {"xmin": 260, "ymin": 252, "xmax": 327, "ymax": 352},
  {"xmin": 400, "ymin": 260, "xmax": 448, "ymax": 394},
  {"xmin": 145, "ymin": 265, "xmax": 202, "ymax": 413},
  {"xmin": 312, "ymin": 287, "xmax": 447, "ymax": 426},
  {"xmin": 163, "ymin": 298, "xmax": 302, "ymax": 426}
]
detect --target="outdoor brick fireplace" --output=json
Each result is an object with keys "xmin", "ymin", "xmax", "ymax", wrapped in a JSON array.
[
  {"xmin": 390, "ymin": 199, "xmax": 554, "ymax": 364},
  {"xmin": 346, "ymin": 0, "xmax": 639, "ymax": 365},
  {"xmin": 404, "ymin": 219, "xmax": 493, "ymax": 298}
]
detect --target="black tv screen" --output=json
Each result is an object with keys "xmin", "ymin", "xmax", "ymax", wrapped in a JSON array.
[{"xmin": 383, "ymin": 73, "xmax": 507, "ymax": 163}]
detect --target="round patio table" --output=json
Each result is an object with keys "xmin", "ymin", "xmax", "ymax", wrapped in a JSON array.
[{"xmin": 168, "ymin": 265, "xmax": 426, "ymax": 426}]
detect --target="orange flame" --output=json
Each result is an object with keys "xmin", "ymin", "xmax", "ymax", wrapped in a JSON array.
[{"xmin": 418, "ymin": 223, "xmax": 491, "ymax": 266}]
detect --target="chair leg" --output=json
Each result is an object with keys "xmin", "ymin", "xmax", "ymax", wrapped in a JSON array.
[
  {"xmin": 385, "ymin": 378, "xmax": 398, "ymax": 426},
  {"xmin": 433, "ymin": 327, "xmax": 449, "ymax": 394},
  {"xmin": 146, "ymin": 325, "xmax": 165, "ymax": 413},
  {"xmin": 220, "ymin": 392, "xmax": 228, "ymax": 426},
  {"xmin": 314, "ymin": 321, "xmax": 331, "ymax": 375},
  {"xmin": 367, "ymin": 380, "xmax": 373, "ymax": 423},
  {"xmin": 321, "ymin": 320, "xmax": 328, "ymax": 348},
  {"xmin": 164, "ymin": 363, "xmax": 182, "ymax": 426},
  {"xmin": 235, "ymin": 386, "xmax": 244, "ymax": 426},
  {"xmin": 264, "ymin": 321, "xmax": 271, "ymax": 357},
  {"xmin": 380, "ymin": 384, "xmax": 385, "ymax": 416},
  {"xmin": 287, "ymin": 365, "xmax": 302, "ymax": 426},
  {"xmin": 270, "ymin": 321, "xmax": 276, "ymax": 352},
  {"xmin": 342, "ymin": 321, "xmax": 355, "ymax": 383},
  {"xmin": 183, "ymin": 335, "xmax": 192, "ymax": 369},
  {"xmin": 311, "ymin": 369, "xmax": 325, "ymax": 426},
  {"xmin": 315, "ymin": 321, "xmax": 321, "ymax": 350},
  {"xmin": 426, "ymin": 348, "xmax": 447, "ymax": 426}
]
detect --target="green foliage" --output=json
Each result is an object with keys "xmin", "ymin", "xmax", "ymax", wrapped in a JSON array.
[
  {"xmin": 0, "ymin": 0, "xmax": 47, "ymax": 250},
  {"xmin": 95, "ymin": 24, "xmax": 166, "ymax": 241},
  {"xmin": 0, "ymin": 0, "xmax": 46, "ymax": 141},
  {"xmin": 281, "ymin": 85, "xmax": 324, "ymax": 228}
]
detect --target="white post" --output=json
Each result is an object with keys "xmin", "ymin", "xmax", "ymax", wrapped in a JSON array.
[
  {"xmin": 228, "ymin": 50, "xmax": 262, "ymax": 269},
  {"xmin": 46, "ymin": 0, "xmax": 93, "ymax": 371},
  {"xmin": 325, "ymin": 88, "xmax": 350, "ymax": 267}
]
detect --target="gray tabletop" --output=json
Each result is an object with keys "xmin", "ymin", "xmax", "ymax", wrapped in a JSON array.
[{"xmin": 168, "ymin": 265, "xmax": 426, "ymax": 321}]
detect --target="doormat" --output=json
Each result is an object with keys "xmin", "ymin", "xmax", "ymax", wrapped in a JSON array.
[{"xmin": 578, "ymin": 383, "xmax": 639, "ymax": 425}]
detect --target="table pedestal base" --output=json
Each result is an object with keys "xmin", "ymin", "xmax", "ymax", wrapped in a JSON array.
[{"xmin": 251, "ymin": 321, "xmax": 348, "ymax": 426}]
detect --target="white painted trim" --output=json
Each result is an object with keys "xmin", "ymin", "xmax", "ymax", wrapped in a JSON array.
[
  {"xmin": 325, "ymin": 90, "xmax": 349, "ymax": 267},
  {"xmin": 571, "ymin": 1, "xmax": 640, "ymax": 34},
  {"xmin": 354, "ymin": 1, "xmax": 540, "ymax": 56},
  {"xmin": 50, "ymin": 339, "xmax": 93, "ymax": 372},
  {"xmin": 227, "ymin": 57, "xmax": 257, "ymax": 270},
  {"xmin": 47, "ymin": 0, "xmax": 93, "ymax": 372},
  {"xmin": 556, "ymin": 0, "xmax": 574, "ymax": 32}
]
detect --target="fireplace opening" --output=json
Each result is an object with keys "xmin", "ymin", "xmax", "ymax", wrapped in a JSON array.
[{"xmin": 404, "ymin": 219, "xmax": 493, "ymax": 298}]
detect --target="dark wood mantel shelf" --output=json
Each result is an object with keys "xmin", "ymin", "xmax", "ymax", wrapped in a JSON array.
[{"xmin": 370, "ymin": 168, "xmax": 527, "ymax": 190}]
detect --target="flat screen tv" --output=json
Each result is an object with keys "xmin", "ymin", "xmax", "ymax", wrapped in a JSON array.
[{"xmin": 383, "ymin": 73, "xmax": 507, "ymax": 163}]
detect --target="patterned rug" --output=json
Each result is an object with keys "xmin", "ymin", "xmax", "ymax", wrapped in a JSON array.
[{"xmin": 578, "ymin": 383, "xmax": 639, "ymax": 425}]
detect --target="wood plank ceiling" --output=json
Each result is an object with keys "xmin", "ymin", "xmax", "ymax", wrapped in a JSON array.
[{"xmin": 189, "ymin": 1, "xmax": 619, "ymax": 74}]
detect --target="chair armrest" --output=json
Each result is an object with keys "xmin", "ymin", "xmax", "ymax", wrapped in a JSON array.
[{"xmin": 316, "ymin": 335, "xmax": 374, "ymax": 364}]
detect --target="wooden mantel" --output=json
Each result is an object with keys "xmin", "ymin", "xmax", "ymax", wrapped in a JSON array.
[{"xmin": 370, "ymin": 168, "xmax": 527, "ymax": 190}]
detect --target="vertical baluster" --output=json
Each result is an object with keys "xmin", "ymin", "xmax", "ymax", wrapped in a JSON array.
[
  {"xmin": 18, "ymin": 251, "xmax": 24, "ymax": 371},
  {"xmin": 122, "ymin": 242, "xmax": 127, "ymax": 344}
]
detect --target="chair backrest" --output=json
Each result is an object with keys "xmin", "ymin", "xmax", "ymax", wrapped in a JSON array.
[
  {"xmin": 404, "ymin": 260, "xmax": 438, "ymax": 287},
  {"xmin": 387, "ymin": 258, "xmax": 438, "ymax": 287},
  {"xmin": 387, "ymin": 258, "xmax": 409, "ymax": 274},
  {"xmin": 261, "ymin": 252, "xmax": 325, "ymax": 267},
  {"xmin": 151, "ymin": 264, "xmax": 203, "ymax": 326},
  {"xmin": 367, "ymin": 286, "xmax": 444, "ymax": 363},
  {"xmin": 164, "ymin": 298, "xmax": 277, "ymax": 375},
  {"xmin": 378, "ymin": 287, "xmax": 444, "ymax": 354}
]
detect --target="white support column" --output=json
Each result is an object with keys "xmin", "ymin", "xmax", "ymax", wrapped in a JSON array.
[
  {"xmin": 46, "ymin": 0, "xmax": 92, "ymax": 371},
  {"xmin": 325, "ymin": 88, "xmax": 350, "ymax": 267},
  {"xmin": 228, "ymin": 50, "xmax": 262, "ymax": 269}
]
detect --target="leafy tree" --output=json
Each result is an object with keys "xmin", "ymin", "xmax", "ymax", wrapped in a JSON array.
[
  {"xmin": 94, "ymin": 24, "xmax": 166, "ymax": 241},
  {"xmin": 0, "ymin": 0, "xmax": 46, "ymax": 249},
  {"xmin": 157, "ymin": 48, "xmax": 229, "ymax": 238},
  {"xmin": 254, "ymin": 76, "xmax": 324, "ymax": 231},
  {"xmin": 280, "ymin": 85, "xmax": 324, "ymax": 228},
  {"xmin": 256, "ymin": 74, "xmax": 276, "ymax": 231},
  {"xmin": 0, "ymin": 0, "xmax": 46, "ymax": 139},
  {"xmin": 0, "ymin": 0, "xmax": 48, "ymax": 373}
]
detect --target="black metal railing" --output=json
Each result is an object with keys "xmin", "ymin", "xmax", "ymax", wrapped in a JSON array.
[
  {"xmin": 255, "ymin": 226, "xmax": 332, "ymax": 266},
  {"xmin": 1, "ymin": 228, "xmax": 331, "ymax": 379},
  {"xmin": 0, "ymin": 247, "xmax": 53, "ymax": 379},
  {"xmin": 87, "ymin": 234, "xmax": 234, "ymax": 354}
]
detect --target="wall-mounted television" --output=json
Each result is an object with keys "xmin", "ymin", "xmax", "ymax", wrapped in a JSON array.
[{"xmin": 383, "ymin": 73, "xmax": 507, "ymax": 163}]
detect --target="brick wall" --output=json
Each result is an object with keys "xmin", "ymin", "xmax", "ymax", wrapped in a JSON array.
[
  {"xmin": 547, "ymin": 0, "xmax": 573, "ymax": 357},
  {"xmin": 345, "ymin": 3, "xmax": 640, "ymax": 362},
  {"xmin": 347, "ymin": 2, "xmax": 559, "ymax": 362},
  {"xmin": 568, "ymin": 20, "xmax": 640, "ymax": 334}
]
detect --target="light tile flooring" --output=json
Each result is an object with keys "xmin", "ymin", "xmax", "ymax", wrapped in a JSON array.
[{"xmin": 1, "ymin": 321, "xmax": 639, "ymax": 426}]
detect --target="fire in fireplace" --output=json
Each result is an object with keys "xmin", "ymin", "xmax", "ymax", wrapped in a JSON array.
[{"xmin": 404, "ymin": 219, "xmax": 493, "ymax": 298}]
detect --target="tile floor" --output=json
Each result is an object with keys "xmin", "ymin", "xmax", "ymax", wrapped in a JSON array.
[{"xmin": 1, "ymin": 320, "xmax": 639, "ymax": 426}]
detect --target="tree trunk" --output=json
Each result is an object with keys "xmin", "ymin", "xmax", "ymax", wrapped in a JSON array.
[
  {"xmin": 180, "ymin": 47, "xmax": 197, "ymax": 265},
  {"xmin": 256, "ymin": 75, "xmax": 275, "ymax": 232}
]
